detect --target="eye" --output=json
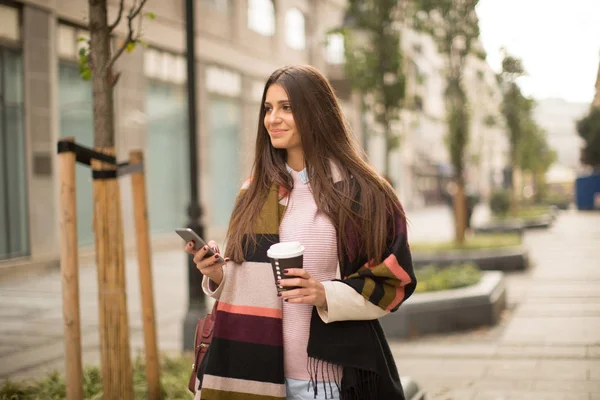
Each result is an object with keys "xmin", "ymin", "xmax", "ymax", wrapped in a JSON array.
[
  {"xmin": 264, "ymin": 105, "xmax": 272, "ymax": 112},
  {"xmin": 283, "ymin": 104, "xmax": 292, "ymax": 111}
]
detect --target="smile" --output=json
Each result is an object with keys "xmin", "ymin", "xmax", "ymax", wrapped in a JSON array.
[{"xmin": 270, "ymin": 130, "xmax": 287, "ymax": 136}]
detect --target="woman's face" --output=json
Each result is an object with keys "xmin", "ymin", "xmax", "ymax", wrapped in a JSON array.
[{"xmin": 263, "ymin": 83, "xmax": 302, "ymax": 152}]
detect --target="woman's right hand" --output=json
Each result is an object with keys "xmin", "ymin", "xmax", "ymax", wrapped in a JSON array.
[{"xmin": 184, "ymin": 240, "xmax": 229, "ymax": 285}]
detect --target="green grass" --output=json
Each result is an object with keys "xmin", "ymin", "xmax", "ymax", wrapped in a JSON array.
[
  {"xmin": 411, "ymin": 233, "xmax": 521, "ymax": 252},
  {"xmin": 415, "ymin": 263, "xmax": 482, "ymax": 293},
  {"xmin": 494, "ymin": 205, "xmax": 551, "ymax": 221},
  {"xmin": 0, "ymin": 354, "xmax": 194, "ymax": 400}
]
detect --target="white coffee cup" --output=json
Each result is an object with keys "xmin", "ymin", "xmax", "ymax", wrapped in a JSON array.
[{"xmin": 267, "ymin": 242, "xmax": 304, "ymax": 292}]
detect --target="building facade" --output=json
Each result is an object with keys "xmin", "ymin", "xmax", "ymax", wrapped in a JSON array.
[{"xmin": 0, "ymin": 0, "xmax": 360, "ymax": 268}]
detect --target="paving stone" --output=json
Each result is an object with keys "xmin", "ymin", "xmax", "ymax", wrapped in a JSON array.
[
  {"xmin": 533, "ymin": 380, "xmax": 600, "ymax": 393},
  {"xmin": 485, "ymin": 360, "xmax": 539, "ymax": 379},
  {"xmin": 497, "ymin": 345, "xmax": 587, "ymax": 359},
  {"xmin": 590, "ymin": 361, "xmax": 600, "ymax": 380},
  {"xmin": 502, "ymin": 317, "xmax": 600, "ymax": 346},
  {"xmin": 536, "ymin": 360, "xmax": 590, "ymax": 381},
  {"xmin": 474, "ymin": 391, "xmax": 589, "ymax": 400},
  {"xmin": 515, "ymin": 303, "xmax": 600, "ymax": 318},
  {"xmin": 391, "ymin": 343, "xmax": 498, "ymax": 358}
]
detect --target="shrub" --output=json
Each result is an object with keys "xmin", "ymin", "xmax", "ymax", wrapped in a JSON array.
[
  {"xmin": 490, "ymin": 189, "xmax": 511, "ymax": 216},
  {"xmin": 410, "ymin": 233, "xmax": 521, "ymax": 252},
  {"xmin": 0, "ymin": 354, "xmax": 193, "ymax": 400},
  {"xmin": 415, "ymin": 263, "xmax": 482, "ymax": 293}
]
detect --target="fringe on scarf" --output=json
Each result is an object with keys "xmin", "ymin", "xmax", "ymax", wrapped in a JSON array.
[
  {"xmin": 307, "ymin": 357, "xmax": 342, "ymax": 399},
  {"xmin": 307, "ymin": 357, "xmax": 379, "ymax": 400}
]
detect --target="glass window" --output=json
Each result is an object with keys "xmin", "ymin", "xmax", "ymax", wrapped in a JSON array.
[
  {"xmin": 285, "ymin": 8, "xmax": 305, "ymax": 50},
  {"xmin": 146, "ymin": 81, "xmax": 189, "ymax": 233},
  {"xmin": 201, "ymin": 0, "xmax": 231, "ymax": 14},
  {"xmin": 209, "ymin": 98, "xmax": 241, "ymax": 228},
  {"xmin": 0, "ymin": 48, "xmax": 28, "ymax": 260},
  {"xmin": 58, "ymin": 63, "xmax": 95, "ymax": 245},
  {"xmin": 325, "ymin": 33, "xmax": 345, "ymax": 64},
  {"xmin": 248, "ymin": 0, "xmax": 275, "ymax": 36}
]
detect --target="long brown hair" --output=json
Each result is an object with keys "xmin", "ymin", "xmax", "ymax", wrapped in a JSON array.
[{"xmin": 226, "ymin": 65, "xmax": 405, "ymax": 264}]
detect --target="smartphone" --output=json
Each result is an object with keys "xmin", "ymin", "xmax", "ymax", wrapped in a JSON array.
[{"xmin": 175, "ymin": 228, "xmax": 225, "ymax": 263}]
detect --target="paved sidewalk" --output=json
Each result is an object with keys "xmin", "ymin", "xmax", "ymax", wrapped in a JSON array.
[
  {"xmin": 391, "ymin": 209, "xmax": 600, "ymax": 400},
  {"xmin": 0, "ymin": 209, "xmax": 599, "ymax": 400}
]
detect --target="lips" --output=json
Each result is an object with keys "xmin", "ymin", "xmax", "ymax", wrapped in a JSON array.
[{"xmin": 270, "ymin": 129, "xmax": 287, "ymax": 137}]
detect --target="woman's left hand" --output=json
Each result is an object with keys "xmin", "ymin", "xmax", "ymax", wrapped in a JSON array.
[{"xmin": 278, "ymin": 269, "xmax": 327, "ymax": 308}]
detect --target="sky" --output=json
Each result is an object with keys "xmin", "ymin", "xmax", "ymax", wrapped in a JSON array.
[{"xmin": 476, "ymin": 0, "xmax": 600, "ymax": 104}]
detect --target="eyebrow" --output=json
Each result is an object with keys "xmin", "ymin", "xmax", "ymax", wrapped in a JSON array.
[{"xmin": 264, "ymin": 100, "xmax": 290, "ymax": 105}]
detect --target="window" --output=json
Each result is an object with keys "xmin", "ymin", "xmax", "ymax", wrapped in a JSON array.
[
  {"xmin": 285, "ymin": 8, "xmax": 305, "ymax": 50},
  {"xmin": 325, "ymin": 33, "xmax": 345, "ymax": 65},
  {"xmin": 248, "ymin": 0, "xmax": 275, "ymax": 36},
  {"xmin": 0, "ymin": 47, "xmax": 28, "ymax": 260},
  {"xmin": 144, "ymin": 48, "xmax": 186, "ymax": 84},
  {"xmin": 201, "ymin": 0, "xmax": 231, "ymax": 14},
  {"xmin": 146, "ymin": 82, "xmax": 189, "ymax": 233}
]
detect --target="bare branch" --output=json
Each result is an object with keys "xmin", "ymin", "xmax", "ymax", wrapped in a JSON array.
[
  {"xmin": 108, "ymin": 0, "xmax": 125, "ymax": 32},
  {"xmin": 129, "ymin": 0, "xmax": 149, "ymax": 23},
  {"xmin": 107, "ymin": 0, "xmax": 149, "ymax": 79}
]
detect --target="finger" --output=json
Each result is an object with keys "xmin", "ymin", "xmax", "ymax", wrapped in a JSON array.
[
  {"xmin": 197, "ymin": 253, "xmax": 226, "ymax": 270},
  {"xmin": 208, "ymin": 240, "xmax": 220, "ymax": 254},
  {"xmin": 279, "ymin": 288, "xmax": 310, "ymax": 298},
  {"xmin": 282, "ymin": 268, "xmax": 309, "ymax": 278},
  {"xmin": 284, "ymin": 295, "xmax": 316, "ymax": 304},
  {"xmin": 184, "ymin": 241, "xmax": 197, "ymax": 254},
  {"xmin": 192, "ymin": 245, "xmax": 212, "ymax": 263},
  {"xmin": 198, "ymin": 263, "xmax": 223, "ymax": 275},
  {"xmin": 279, "ymin": 278, "xmax": 308, "ymax": 288}
]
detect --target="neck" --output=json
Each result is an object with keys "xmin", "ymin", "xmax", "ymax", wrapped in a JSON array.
[{"xmin": 286, "ymin": 147, "xmax": 305, "ymax": 171}]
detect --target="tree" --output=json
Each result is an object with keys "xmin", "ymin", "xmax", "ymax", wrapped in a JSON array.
[
  {"xmin": 498, "ymin": 52, "xmax": 556, "ymax": 209},
  {"xmin": 519, "ymin": 123, "xmax": 557, "ymax": 201},
  {"xmin": 498, "ymin": 51, "xmax": 528, "ymax": 214},
  {"xmin": 415, "ymin": 0, "xmax": 482, "ymax": 244},
  {"xmin": 577, "ymin": 107, "xmax": 600, "ymax": 171},
  {"xmin": 338, "ymin": 0, "xmax": 407, "ymax": 183},
  {"xmin": 78, "ymin": 1, "xmax": 153, "ymax": 399}
]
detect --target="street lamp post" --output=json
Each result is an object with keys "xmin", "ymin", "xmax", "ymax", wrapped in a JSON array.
[{"xmin": 182, "ymin": 0, "xmax": 205, "ymax": 351}]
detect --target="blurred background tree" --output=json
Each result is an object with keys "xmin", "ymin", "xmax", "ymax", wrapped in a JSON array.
[
  {"xmin": 577, "ymin": 107, "xmax": 600, "ymax": 172},
  {"xmin": 414, "ymin": 0, "xmax": 482, "ymax": 245},
  {"xmin": 499, "ymin": 51, "xmax": 556, "ymax": 210},
  {"xmin": 338, "ymin": 0, "xmax": 407, "ymax": 184}
]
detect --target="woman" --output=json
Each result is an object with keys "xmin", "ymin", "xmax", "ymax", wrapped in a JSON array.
[{"xmin": 185, "ymin": 65, "xmax": 416, "ymax": 400}]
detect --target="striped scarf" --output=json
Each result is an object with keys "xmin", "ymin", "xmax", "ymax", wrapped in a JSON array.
[{"xmin": 198, "ymin": 180, "xmax": 416, "ymax": 400}]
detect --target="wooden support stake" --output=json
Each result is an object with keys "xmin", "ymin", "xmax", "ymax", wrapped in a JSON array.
[
  {"xmin": 92, "ymin": 147, "xmax": 134, "ymax": 400},
  {"xmin": 130, "ymin": 150, "xmax": 162, "ymax": 400},
  {"xmin": 58, "ymin": 137, "xmax": 84, "ymax": 400}
]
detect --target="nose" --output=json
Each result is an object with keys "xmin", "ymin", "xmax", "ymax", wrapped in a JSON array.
[{"xmin": 267, "ymin": 109, "xmax": 282, "ymax": 125}]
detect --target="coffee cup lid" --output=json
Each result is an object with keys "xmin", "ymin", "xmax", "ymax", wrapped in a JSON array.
[{"xmin": 267, "ymin": 241, "xmax": 304, "ymax": 259}]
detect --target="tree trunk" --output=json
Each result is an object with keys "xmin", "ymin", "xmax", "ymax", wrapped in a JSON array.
[
  {"xmin": 454, "ymin": 178, "xmax": 467, "ymax": 245},
  {"xmin": 89, "ymin": 0, "xmax": 116, "ymax": 148},
  {"xmin": 510, "ymin": 167, "xmax": 519, "ymax": 217},
  {"xmin": 88, "ymin": 1, "xmax": 134, "ymax": 398}
]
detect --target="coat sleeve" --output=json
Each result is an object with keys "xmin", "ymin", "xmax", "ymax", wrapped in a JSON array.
[
  {"xmin": 341, "ymin": 207, "xmax": 417, "ymax": 313},
  {"xmin": 201, "ymin": 264, "xmax": 227, "ymax": 299},
  {"xmin": 316, "ymin": 280, "xmax": 389, "ymax": 323}
]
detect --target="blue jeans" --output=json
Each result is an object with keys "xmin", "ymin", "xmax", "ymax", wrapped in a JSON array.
[{"xmin": 285, "ymin": 378, "xmax": 340, "ymax": 400}]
